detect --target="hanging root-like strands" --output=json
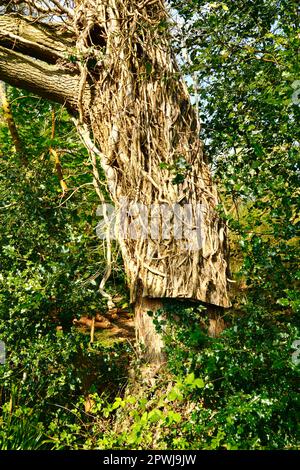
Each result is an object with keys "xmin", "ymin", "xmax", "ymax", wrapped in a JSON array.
[{"xmin": 72, "ymin": 0, "xmax": 230, "ymax": 308}]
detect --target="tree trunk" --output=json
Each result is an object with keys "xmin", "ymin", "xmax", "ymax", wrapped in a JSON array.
[
  {"xmin": 134, "ymin": 294, "xmax": 165, "ymax": 365},
  {"xmin": 0, "ymin": 0, "xmax": 231, "ymax": 364}
]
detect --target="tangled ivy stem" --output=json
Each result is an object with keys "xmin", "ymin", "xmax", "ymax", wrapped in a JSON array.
[{"xmin": 72, "ymin": 0, "xmax": 230, "ymax": 309}]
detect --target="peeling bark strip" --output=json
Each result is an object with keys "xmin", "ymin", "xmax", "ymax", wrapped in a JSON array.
[{"xmin": 0, "ymin": 1, "xmax": 230, "ymax": 313}]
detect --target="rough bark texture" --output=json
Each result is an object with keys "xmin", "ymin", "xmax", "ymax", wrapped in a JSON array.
[
  {"xmin": 0, "ymin": 13, "xmax": 74, "ymax": 62},
  {"xmin": 74, "ymin": 0, "xmax": 230, "ymax": 308},
  {"xmin": 0, "ymin": 0, "xmax": 231, "ymax": 361},
  {"xmin": 134, "ymin": 295, "xmax": 165, "ymax": 364},
  {"xmin": 0, "ymin": 45, "xmax": 87, "ymax": 110},
  {"xmin": 0, "ymin": 12, "xmax": 87, "ymax": 111}
]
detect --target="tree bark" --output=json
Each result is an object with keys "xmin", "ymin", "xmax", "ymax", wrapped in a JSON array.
[
  {"xmin": 0, "ymin": 45, "xmax": 86, "ymax": 111},
  {"xmin": 0, "ymin": 1, "xmax": 231, "ymax": 364},
  {"xmin": 73, "ymin": 0, "xmax": 230, "ymax": 305},
  {"xmin": 134, "ymin": 294, "xmax": 165, "ymax": 365},
  {"xmin": 0, "ymin": 13, "xmax": 75, "ymax": 63}
]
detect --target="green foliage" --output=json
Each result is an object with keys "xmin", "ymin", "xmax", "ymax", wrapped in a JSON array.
[
  {"xmin": 0, "ymin": 89, "xmax": 129, "ymax": 449},
  {"xmin": 0, "ymin": 407, "xmax": 45, "ymax": 450},
  {"xmin": 35, "ymin": 302, "xmax": 298, "ymax": 450},
  {"xmin": 160, "ymin": 302, "xmax": 300, "ymax": 449},
  {"xmin": 0, "ymin": 1, "xmax": 299, "ymax": 450},
  {"xmin": 171, "ymin": 0, "xmax": 299, "ymax": 307},
  {"xmin": 161, "ymin": 2, "xmax": 300, "ymax": 448}
]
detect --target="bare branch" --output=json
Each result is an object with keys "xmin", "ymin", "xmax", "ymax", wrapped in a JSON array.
[{"xmin": 50, "ymin": 0, "xmax": 74, "ymax": 18}]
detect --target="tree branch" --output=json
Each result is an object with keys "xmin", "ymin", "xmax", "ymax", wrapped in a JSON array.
[
  {"xmin": 0, "ymin": 80, "xmax": 28, "ymax": 165},
  {"xmin": 0, "ymin": 13, "xmax": 75, "ymax": 63},
  {"xmin": 0, "ymin": 45, "xmax": 83, "ymax": 112}
]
